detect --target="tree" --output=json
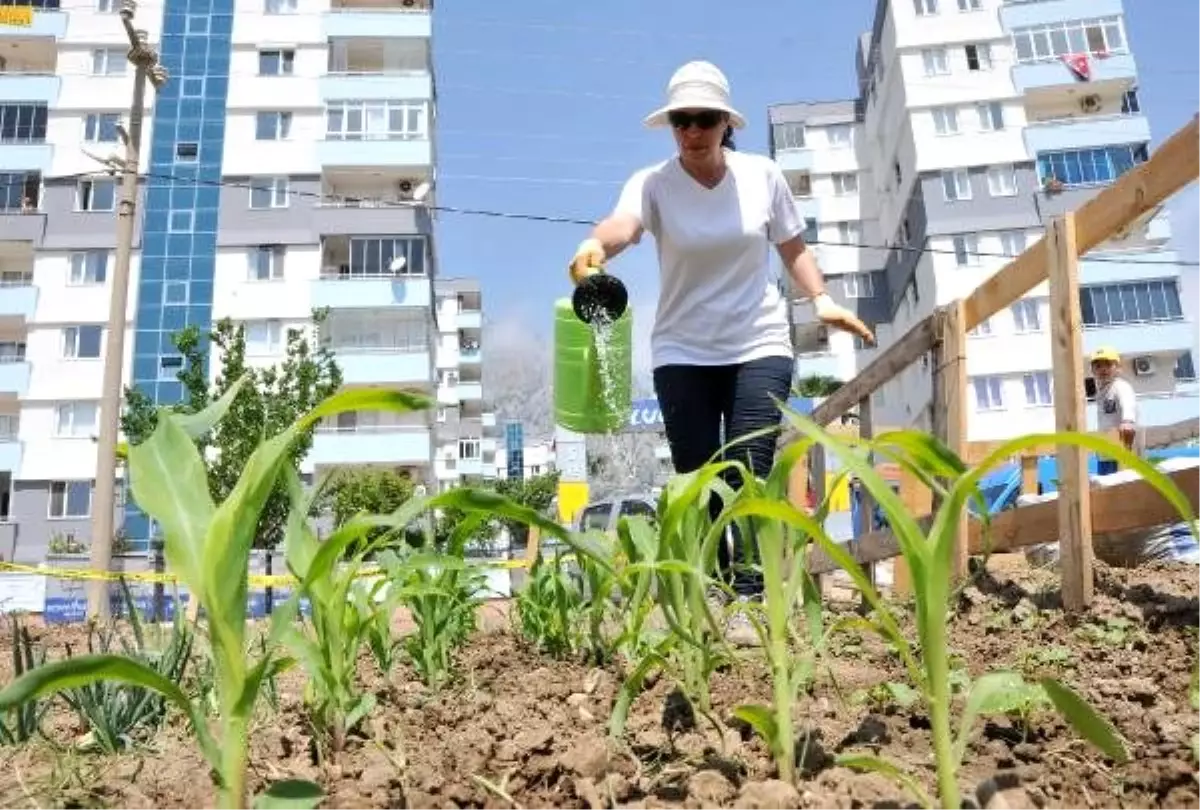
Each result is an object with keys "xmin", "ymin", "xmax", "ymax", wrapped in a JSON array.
[
  {"xmin": 795, "ymin": 373, "xmax": 844, "ymax": 398},
  {"xmin": 121, "ymin": 311, "xmax": 343, "ymax": 549}
]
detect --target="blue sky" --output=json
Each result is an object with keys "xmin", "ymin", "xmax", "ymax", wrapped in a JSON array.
[{"xmin": 432, "ymin": 0, "xmax": 1199, "ymax": 369}]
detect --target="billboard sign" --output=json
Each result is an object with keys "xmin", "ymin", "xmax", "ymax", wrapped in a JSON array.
[{"xmin": 624, "ymin": 396, "xmax": 817, "ymax": 433}]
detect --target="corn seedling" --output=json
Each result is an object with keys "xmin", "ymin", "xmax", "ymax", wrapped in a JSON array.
[
  {"xmin": 355, "ymin": 576, "xmax": 405, "ymax": 678},
  {"xmin": 514, "ymin": 550, "xmax": 586, "ymax": 659},
  {"xmin": 278, "ymin": 468, "xmax": 426, "ymax": 760},
  {"xmin": 0, "ymin": 615, "xmax": 47, "ymax": 746},
  {"xmin": 0, "ymin": 377, "xmax": 431, "ymax": 809},
  {"xmin": 60, "ymin": 580, "xmax": 195, "ymax": 753},
  {"xmin": 783, "ymin": 411, "xmax": 1197, "ymax": 808}
]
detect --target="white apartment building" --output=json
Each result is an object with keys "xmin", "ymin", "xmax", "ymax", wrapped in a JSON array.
[
  {"xmin": 770, "ymin": 0, "xmax": 1196, "ymax": 442},
  {"xmin": 0, "ymin": 0, "xmax": 495, "ymax": 563}
]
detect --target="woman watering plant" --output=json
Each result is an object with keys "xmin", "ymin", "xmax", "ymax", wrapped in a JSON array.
[{"xmin": 568, "ymin": 60, "xmax": 874, "ymax": 645}]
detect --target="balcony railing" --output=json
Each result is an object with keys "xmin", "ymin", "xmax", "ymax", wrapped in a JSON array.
[{"xmin": 319, "ymin": 267, "xmax": 427, "ymax": 280}]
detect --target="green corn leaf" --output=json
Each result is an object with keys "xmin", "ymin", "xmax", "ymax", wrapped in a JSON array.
[
  {"xmin": 126, "ymin": 407, "xmax": 215, "ymax": 602},
  {"xmin": 732, "ymin": 703, "xmax": 778, "ymax": 747},
  {"xmin": 171, "ymin": 374, "xmax": 251, "ymax": 440},
  {"xmin": 0, "ymin": 654, "xmax": 218, "ymax": 773},
  {"xmin": 345, "ymin": 692, "xmax": 376, "ymax": 731},
  {"xmin": 953, "ymin": 671, "xmax": 1031, "ymax": 764},
  {"xmin": 1040, "ymin": 677, "xmax": 1130, "ymax": 764},
  {"xmin": 254, "ymin": 779, "xmax": 324, "ymax": 810},
  {"xmin": 836, "ymin": 753, "xmax": 933, "ymax": 808}
]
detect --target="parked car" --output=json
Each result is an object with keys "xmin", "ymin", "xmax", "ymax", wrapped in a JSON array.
[{"xmin": 573, "ymin": 493, "xmax": 660, "ymax": 533}]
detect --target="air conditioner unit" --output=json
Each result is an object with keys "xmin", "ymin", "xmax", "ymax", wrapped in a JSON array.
[
  {"xmin": 1133, "ymin": 356, "xmax": 1155, "ymax": 376},
  {"xmin": 1080, "ymin": 94, "xmax": 1102, "ymax": 113}
]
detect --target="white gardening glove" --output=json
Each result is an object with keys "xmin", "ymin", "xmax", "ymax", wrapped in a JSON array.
[{"xmin": 813, "ymin": 293, "xmax": 875, "ymax": 345}]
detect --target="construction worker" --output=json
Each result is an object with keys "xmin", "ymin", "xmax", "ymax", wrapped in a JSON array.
[{"xmin": 1090, "ymin": 346, "xmax": 1140, "ymax": 475}]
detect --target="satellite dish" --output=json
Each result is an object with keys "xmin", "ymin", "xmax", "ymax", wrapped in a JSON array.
[{"xmin": 389, "ymin": 256, "xmax": 407, "ymax": 273}]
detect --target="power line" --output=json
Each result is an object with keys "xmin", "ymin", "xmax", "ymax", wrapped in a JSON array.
[{"xmin": 6, "ymin": 166, "xmax": 1194, "ymax": 267}]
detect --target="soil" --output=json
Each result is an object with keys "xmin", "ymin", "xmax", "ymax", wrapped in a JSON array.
[{"xmin": 0, "ymin": 556, "xmax": 1196, "ymax": 809}]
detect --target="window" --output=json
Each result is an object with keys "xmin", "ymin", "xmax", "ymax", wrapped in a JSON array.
[
  {"xmin": 83, "ymin": 112, "xmax": 120, "ymax": 143},
  {"xmin": 843, "ymin": 273, "xmax": 875, "ymax": 298},
  {"xmin": 459, "ymin": 438, "xmax": 481, "ymax": 460},
  {"xmin": 772, "ymin": 122, "xmax": 805, "ymax": 150},
  {"xmin": 999, "ymin": 230, "xmax": 1027, "ymax": 257},
  {"xmin": 987, "ymin": 164, "xmax": 1017, "ymax": 196},
  {"xmin": 169, "ymin": 210, "xmax": 194, "ymax": 232},
  {"xmin": 913, "ymin": 0, "xmax": 938, "ymax": 16},
  {"xmin": 49, "ymin": 481, "xmax": 91, "ymax": 519},
  {"xmin": 163, "ymin": 280, "xmax": 188, "ymax": 304},
  {"xmin": 977, "ymin": 102, "xmax": 1004, "ymax": 131},
  {"xmin": 1036, "ymin": 144, "xmax": 1149, "ymax": 189},
  {"xmin": 1011, "ymin": 298, "xmax": 1043, "ymax": 332},
  {"xmin": 96, "ymin": 0, "xmax": 115, "ymax": 10},
  {"xmin": 942, "ymin": 169, "xmax": 971, "ymax": 201},
  {"xmin": 249, "ymin": 177, "xmax": 289, "ymax": 209},
  {"xmin": 258, "ymin": 49, "xmax": 295, "ymax": 76},
  {"xmin": 786, "ymin": 172, "xmax": 812, "ymax": 197},
  {"xmin": 1023, "ymin": 372, "xmax": 1053, "ymax": 406},
  {"xmin": 832, "ymin": 173, "xmax": 858, "ymax": 195},
  {"xmin": 965, "ymin": 43, "xmax": 992, "ymax": 70},
  {"xmin": 248, "ymin": 246, "xmax": 286, "ymax": 281},
  {"xmin": 0, "ymin": 171, "xmax": 39, "ymax": 212},
  {"xmin": 264, "ymin": 0, "xmax": 297, "ymax": 12},
  {"xmin": 159, "ymin": 356, "xmax": 184, "ymax": 381},
  {"xmin": 1175, "ymin": 351, "xmax": 1197, "ymax": 382},
  {"xmin": 922, "ymin": 48, "xmax": 949, "ymax": 76},
  {"xmin": 175, "ymin": 142, "xmax": 198, "ymax": 161},
  {"xmin": 62, "ymin": 325, "xmax": 102, "ymax": 359},
  {"xmin": 90, "ymin": 48, "xmax": 126, "ymax": 76},
  {"xmin": 953, "ymin": 234, "xmax": 980, "ymax": 266},
  {"xmin": 826, "ymin": 124, "xmax": 853, "ymax": 148},
  {"xmin": 0, "ymin": 413, "xmax": 18, "ymax": 439},
  {"xmin": 339, "ymin": 237, "xmax": 427, "ymax": 277},
  {"xmin": 68, "ymin": 251, "xmax": 108, "ymax": 285},
  {"xmin": 1012, "ymin": 17, "xmax": 1127, "ymax": 64},
  {"xmin": 957, "ymin": 0, "xmax": 981, "ymax": 10},
  {"xmin": 255, "ymin": 112, "xmax": 292, "ymax": 140},
  {"xmin": 836, "ymin": 221, "xmax": 860, "ymax": 245},
  {"xmin": 0, "ymin": 103, "xmax": 48, "ymax": 142},
  {"xmin": 932, "ymin": 106, "xmax": 959, "ymax": 135},
  {"xmin": 245, "ymin": 320, "xmax": 284, "ymax": 355},
  {"xmin": 973, "ymin": 377, "xmax": 1004, "ymax": 411},
  {"xmin": 969, "ymin": 317, "xmax": 993, "ymax": 337},
  {"xmin": 325, "ymin": 100, "xmax": 428, "ymax": 140},
  {"xmin": 1121, "ymin": 89, "xmax": 1140, "ymax": 115},
  {"xmin": 182, "ymin": 78, "xmax": 204, "ymax": 98},
  {"xmin": 1079, "ymin": 279, "xmax": 1183, "ymax": 326},
  {"xmin": 76, "ymin": 179, "xmax": 116, "ymax": 212},
  {"xmin": 802, "ymin": 218, "xmax": 818, "ymax": 242},
  {"xmin": 54, "ymin": 402, "xmax": 97, "ymax": 438}
]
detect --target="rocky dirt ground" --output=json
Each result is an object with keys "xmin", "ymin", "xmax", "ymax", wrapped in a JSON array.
[{"xmin": 0, "ymin": 557, "xmax": 1196, "ymax": 809}]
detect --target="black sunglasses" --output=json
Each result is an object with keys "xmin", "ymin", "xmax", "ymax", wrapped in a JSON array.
[{"xmin": 668, "ymin": 109, "xmax": 726, "ymax": 130}]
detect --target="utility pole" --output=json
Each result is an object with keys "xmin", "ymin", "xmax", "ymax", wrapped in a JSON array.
[{"xmin": 87, "ymin": 0, "xmax": 168, "ymax": 620}]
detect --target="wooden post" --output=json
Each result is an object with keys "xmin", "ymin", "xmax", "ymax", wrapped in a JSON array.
[
  {"xmin": 891, "ymin": 467, "xmax": 929, "ymax": 598},
  {"xmin": 1046, "ymin": 213, "xmax": 1093, "ymax": 611},
  {"xmin": 856, "ymin": 397, "xmax": 876, "ymax": 592},
  {"xmin": 1020, "ymin": 455, "xmax": 1040, "ymax": 496},
  {"xmin": 930, "ymin": 301, "xmax": 970, "ymax": 581},
  {"xmin": 808, "ymin": 444, "xmax": 830, "ymax": 595}
]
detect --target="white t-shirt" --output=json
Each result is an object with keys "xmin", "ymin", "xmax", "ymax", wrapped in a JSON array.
[
  {"xmin": 1096, "ymin": 376, "xmax": 1143, "ymax": 455},
  {"xmin": 614, "ymin": 149, "xmax": 802, "ymax": 369}
]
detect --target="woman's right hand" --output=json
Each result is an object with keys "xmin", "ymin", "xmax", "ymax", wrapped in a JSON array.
[{"xmin": 569, "ymin": 237, "xmax": 607, "ymax": 285}]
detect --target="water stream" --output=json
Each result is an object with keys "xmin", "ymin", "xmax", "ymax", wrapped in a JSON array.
[{"xmin": 591, "ymin": 318, "xmax": 643, "ymax": 495}]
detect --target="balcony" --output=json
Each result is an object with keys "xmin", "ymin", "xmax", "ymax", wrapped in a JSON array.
[
  {"xmin": 0, "ymin": 142, "xmax": 52, "ymax": 173},
  {"xmin": 0, "ymin": 437, "xmax": 20, "ymax": 471},
  {"xmin": 0, "ymin": 7, "xmax": 66, "ymax": 38},
  {"xmin": 313, "ymin": 177, "xmax": 431, "ymax": 235},
  {"xmin": 0, "ymin": 74, "xmax": 59, "ymax": 104},
  {"xmin": 458, "ymin": 381, "xmax": 483, "ymax": 401},
  {"xmin": 0, "ymin": 279, "xmax": 36, "ymax": 321},
  {"xmin": 1079, "ymin": 248, "xmax": 1180, "ymax": 286},
  {"xmin": 1000, "ymin": 0, "xmax": 1124, "ymax": 30},
  {"xmin": 323, "ymin": 38, "xmax": 431, "ymax": 101},
  {"xmin": 1024, "ymin": 113, "xmax": 1150, "ymax": 155},
  {"xmin": 310, "ymin": 426, "xmax": 431, "ymax": 467},
  {"xmin": 459, "ymin": 344, "xmax": 481, "ymax": 364},
  {"xmin": 0, "ymin": 359, "xmax": 30, "ymax": 396},
  {"xmin": 1012, "ymin": 53, "xmax": 1137, "ymax": 95},
  {"xmin": 458, "ymin": 456, "xmax": 482, "ymax": 476},
  {"xmin": 317, "ymin": 137, "xmax": 431, "ymax": 170},
  {"xmin": 775, "ymin": 149, "xmax": 815, "ymax": 173},
  {"xmin": 437, "ymin": 384, "xmax": 457, "ymax": 405},
  {"xmin": 322, "ymin": 0, "xmax": 431, "ymax": 40},
  {"xmin": 313, "ymin": 274, "xmax": 430, "ymax": 310},
  {"xmin": 481, "ymin": 412, "xmax": 496, "ymax": 429},
  {"xmin": 332, "ymin": 347, "xmax": 431, "ymax": 386},
  {"xmin": 0, "ymin": 206, "xmax": 45, "ymax": 244},
  {"xmin": 458, "ymin": 309, "xmax": 482, "ymax": 330},
  {"xmin": 316, "ymin": 235, "xmax": 432, "ymax": 308},
  {"xmin": 1082, "ymin": 319, "xmax": 1195, "ymax": 358}
]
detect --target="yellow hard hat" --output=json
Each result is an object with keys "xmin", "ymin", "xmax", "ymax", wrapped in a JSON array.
[{"xmin": 1090, "ymin": 346, "xmax": 1120, "ymax": 364}]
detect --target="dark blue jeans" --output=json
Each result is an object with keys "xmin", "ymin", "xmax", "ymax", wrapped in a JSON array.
[{"xmin": 653, "ymin": 355, "xmax": 794, "ymax": 597}]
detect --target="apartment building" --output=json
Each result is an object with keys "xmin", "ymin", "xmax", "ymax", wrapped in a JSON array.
[
  {"xmin": 770, "ymin": 0, "xmax": 1197, "ymax": 441},
  {"xmin": 0, "ymin": 0, "xmax": 492, "ymax": 562}
]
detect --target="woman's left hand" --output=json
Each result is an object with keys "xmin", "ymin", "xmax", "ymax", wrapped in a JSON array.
[{"xmin": 813, "ymin": 293, "xmax": 875, "ymax": 345}]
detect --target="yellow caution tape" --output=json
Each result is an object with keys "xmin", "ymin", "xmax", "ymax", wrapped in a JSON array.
[
  {"xmin": 0, "ymin": 554, "xmax": 545, "ymax": 590},
  {"xmin": 0, "ymin": 6, "xmax": 34, "ymax": 26}
]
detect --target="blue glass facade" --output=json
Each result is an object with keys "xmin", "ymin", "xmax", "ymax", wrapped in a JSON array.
[
  {"xmin": 505, "ymin": 421, "xmax": 524, "ymax": 480},
  {"xmin": 124, "ymin": 0, "xmax": 233, "ymax": 547}
]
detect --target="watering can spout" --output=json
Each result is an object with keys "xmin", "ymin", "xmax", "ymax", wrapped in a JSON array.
[{"xmin": 572, "ymin": 273, "xmax": 629, "ymax": 325}]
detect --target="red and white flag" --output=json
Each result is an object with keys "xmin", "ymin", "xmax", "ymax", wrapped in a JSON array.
[{"xmin": 1062, "ymin": 53, "xmax": 1091, "ymax": 80}]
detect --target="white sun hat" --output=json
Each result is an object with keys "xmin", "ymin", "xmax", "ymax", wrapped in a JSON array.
[{"xmin": 643, "ymin": 60, "xmax": 746, "ymax": 129}]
